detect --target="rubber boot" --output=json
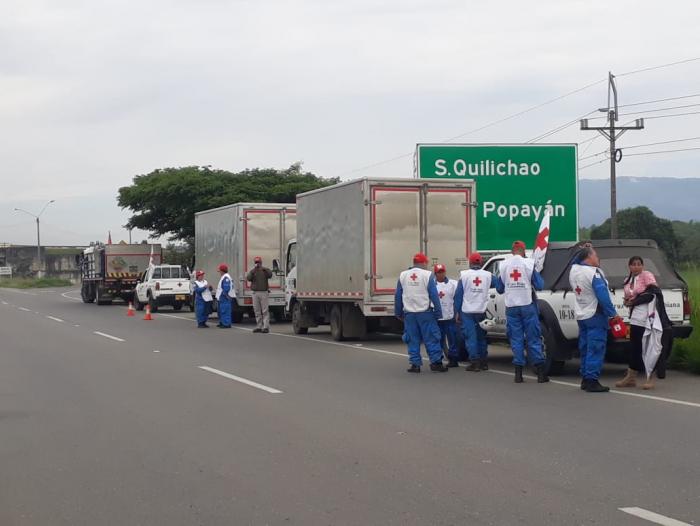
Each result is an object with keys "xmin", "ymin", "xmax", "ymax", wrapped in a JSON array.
[
  {"xmin": 446, "ymin": 358, "xmax": 460, "ymax": 368},
  {"xmin": 407, "ymin": 365, "xmax": 421, "ymax": 373},
  {"xmin": 465, "ymin": 361, "xmax": 481, "ymax": 372},
  {"xmin": 615, "ymin": 368, "xmax": 637, "ymax": 388},
  {"xmin": 642, "ymin": 376, "xmax": 655, "ymax": 390},
  {"xmin": 514, "ymin": 366, "xmax": 524, "ymax": 383},
  {"xmin": 656, "ymin": 360, "xmax": 667, "ymax": 379},
  {"xmin": 536, "ymin": 364, "xmax": 550, "ymax": 383},
  {"xmin": 430, "ymin": 362, "xmax": 449, "ymax": 372},
  {"xmin": 480, "ymin": 359, "xmax": 489, "ymax": 371},
  {"xmin": 580, "ymin": 378, "xmax": 589, "ymax": 390},
  {"xmin": 585, "ymin": 379, "xmax": 610, "ymax": 393}
]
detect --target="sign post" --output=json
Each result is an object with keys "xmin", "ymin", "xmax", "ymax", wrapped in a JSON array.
[{"xmin": 416, "ymin": 144, "xmax": 578, "ymax": 251}]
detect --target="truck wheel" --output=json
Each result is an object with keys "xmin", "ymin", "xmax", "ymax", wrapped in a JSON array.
[
  {"xmin": 330, "ymin": 304, "xmax": 344, "ymax": 341},
  {"xmin": 148, "ymin": 294, "xmax": 159, "ymax": 313},
  {"xmin": 134, "ymin": 294, "xmax": 144, "ymax": 311},
  {"xmin": 173, "ymin": 303, "xmax": 183, "ymax": 311},
  {"xmin": 292, "ymin": 303, "xmax": 308, "ymax": 334},
  {"xmin": 96, "ymin": 287, "xmax": 112, "ymax": 306},
  {"xmin": 541, "ymin": 321, "xmax": 566, "ymax": 376},
  {"xmin": 81, "ymin": 283, "xmax": 94, "ymax": 303}
]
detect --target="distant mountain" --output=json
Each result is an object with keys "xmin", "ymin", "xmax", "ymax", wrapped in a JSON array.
[{"xmin": 579, "ymin": 177, "xmax": 700, "ymax": 226}]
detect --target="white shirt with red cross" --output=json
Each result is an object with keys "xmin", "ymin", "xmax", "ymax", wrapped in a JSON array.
[
  {"xmin": 499, "ymin": 255, "xmax": 535, "ymax": 308},
  {"xmin": 569, "ymin": 263, "xmax": 605, "ymax": 320},
  {"xmin": 399, "ymin": 267, "xmax": 433, "ymax": 313},
  {"xmin": 458, "ymin": 269, "xmax": 492, "ymax": 313},
  {"xmin": 436, "ymin": 278, "xmax": 458, "ymax": 320}
]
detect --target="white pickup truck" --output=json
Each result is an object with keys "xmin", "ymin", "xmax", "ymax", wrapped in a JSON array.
[
  {"xmin": 481, "ymin": 239, "xmax": 693, "ymax": 374},
  {"xmin": 134, "ymin": 265, "xmax": 193, "ymax": 312}
]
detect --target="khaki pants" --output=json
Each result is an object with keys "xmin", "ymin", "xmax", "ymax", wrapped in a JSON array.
[{"xmin": 253, "ymin": 291, "xmax": 270, "ymax": 330}]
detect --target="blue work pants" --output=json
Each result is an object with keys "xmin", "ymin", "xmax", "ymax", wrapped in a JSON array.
[
  {"xmin": 438, "ymin": 319, "xmax": 458, "ymax": 360},
  {"xmin": 218, "ymin": 297, "xmax": 232, "ymax": 327},
  {"xmin": 403, "ymin": 311, "xmax": 443, "ymax": 366},
  {"xmin": 578, "ymin": 313, "xmax": 608, "ymax": 380},
  {"xmin": 505, "ymin": 303, "xmax": 544, "ymax": 366},
  {"xmin": 461, "ymin": 312, "xmax": 488, "ymax": 361}
]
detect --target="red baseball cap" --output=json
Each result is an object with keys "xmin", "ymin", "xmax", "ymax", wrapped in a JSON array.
[
  {"xmin": 218, "ymin": 263, "xmax": 228, "ymax": 273},
  {"xmin": 195, "ymin": 270, "xmax": 205, "ymax": 278},
  {"xmin": 433, "ymin": 263, "xmax": 446, "ymax": 274},
  {"xmin": 254, "ymin": 256, "xmax": 262, "ymax": 263},
  {"xmin": 469, "ymin": 252, "xmax": 483, "ymax": 265},
  {"xmin": 512, "ymin": 240, "xmax": 527, "ymax": 251},
  {"xmin": 413, "ymin": 252, "xmax": 429, "ymax": 264}
]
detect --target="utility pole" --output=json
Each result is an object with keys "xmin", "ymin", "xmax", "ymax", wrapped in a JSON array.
[
  {"xmin": 580, "ymin": 72, "xmax": 644, "ymax": 239},
  {"xmin": 14, "ymin": 200, "xmax": 55, "ymax": 275}
]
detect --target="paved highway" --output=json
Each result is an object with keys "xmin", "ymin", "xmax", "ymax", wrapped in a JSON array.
[{"xmin": 1, "ymin": 287, "xmax": 698, "ymax": 525}]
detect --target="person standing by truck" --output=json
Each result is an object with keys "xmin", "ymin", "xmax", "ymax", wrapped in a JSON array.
[
  {"xmin": 395, "ymin": 253, "xmax": 449, "ymax": 373},
  {"xmin": 193, "ymin": 270, "xmax": 213, "ymax": 328},
  {"xmin": 216, "ymin": 263, "xmax": 234, "ymax": 328},
  {"xmin": 434, "ymin": 264, "xmax": 459, "ymax": 367},
  {"xmin": 569, "ymin": 247, "xmax": 620, "ymax": 393},
  {"xmin": 246, "ymin": 256, "xmax": 273, "ymax": 334},
  {"xmin": 454, "ymin": 252, "xmax": 492, "ymax": 372},
  {"xmin": 494, "ymin": 241, "xmax": 548, "ymax": 384}
]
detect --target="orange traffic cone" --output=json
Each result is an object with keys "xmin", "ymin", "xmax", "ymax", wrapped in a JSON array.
[
  {"xmin": 127, "ymin": 302, "xmax": 135, "ymax": 317},
  {"xmin": 143, "ymin": 304, "xmax": 153, "ymax": 321}
]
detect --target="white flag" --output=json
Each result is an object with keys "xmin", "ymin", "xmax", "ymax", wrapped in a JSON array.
[
  {"xmin": 149, "ymin": 244, "xmax": 155, "ymax": 269},
  {"xmin": 532, "ymin": 211, "xmax": 550, "ymax": 273}
]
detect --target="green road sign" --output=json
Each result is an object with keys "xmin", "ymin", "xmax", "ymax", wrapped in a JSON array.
[{"xmin": 416, "ymin": 144, "xmax": 578, "ymax": 251}]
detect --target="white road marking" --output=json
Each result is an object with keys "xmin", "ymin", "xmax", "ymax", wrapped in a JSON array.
[
  {"xmin": 0, "ymin": 289, "xmax": 37, "ymax": 296},
  {"xmin": 1, "ymin": 300, "xmax": 8, "ymax": 305},
  {"xmin": 153, "ymin": 350, "xmax": 161, "ymax": 353},
  {"xmin": 74, "ymin": 324, "xmax": 80, "ymax": 327},
  {"xmin": 46, "ymin": 316, "xmax": 64, "ymax": 323},
  {"xmin": 93, "ymin": 331, "xmax": 125, "ymax": 342},
  {"xmin": 619, "ymin": 507, "xmax": 692, "ymax": 526},
  {"xmin": 198, "ymin": 366, "xmax": 283, "ymax": 394},
  {"xmin": 61, "ymin": 290, "xmax": 82, "ymax": 301},
  {"xmin": 18, "ymin": 307, "xmax": 31, "ymax": 312}
]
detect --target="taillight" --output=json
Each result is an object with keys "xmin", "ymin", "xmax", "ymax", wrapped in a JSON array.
[
  {"xmin": 683, "ymin": 291, "xmax": 692, "ymax": 320},
  {"xmin": 155, "ymin": 282, "xmax": 160, "ymax": 291}
]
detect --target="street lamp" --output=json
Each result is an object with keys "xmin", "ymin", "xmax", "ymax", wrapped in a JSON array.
[{"xmin": 14, "ymin": 200, "xmax": 55, "ymax": 274}]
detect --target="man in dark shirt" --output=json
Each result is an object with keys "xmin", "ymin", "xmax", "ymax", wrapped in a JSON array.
[{"xmin": 246, "ymin": 256, "xmax": 273, "ymax": 333}]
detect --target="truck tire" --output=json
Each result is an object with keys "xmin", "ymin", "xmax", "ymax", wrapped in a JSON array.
[
  {"xmin": 148, "ymin": 293, "xmax": 159, "ymax": 313},
  {"xmin": 96, "ymin": 286, "xmax": 112, "ymax": 306},
  {"xmin": 541, "ymin": 321, "xmax": 566, "ymax": 376},
  {"xmin": 134, "ymin": 294, "xmax": 144, "ymax": 311},
  {"xmin": 330, "ymin": 304, "xmax": 344, "ymax": 341},
  {"xmin": 292, "ymin": 302, "xmax": 308, "ymax": 334},
  {"xmin": 81, "ymin": 282, "xmax": 95, "ymax": 303}
]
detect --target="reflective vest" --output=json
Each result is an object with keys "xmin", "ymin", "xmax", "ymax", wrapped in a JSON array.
[
  {"xmin": 459, "ymin": 269, "xmax": 492, "ymax": 313},
  {"xmin": 500, "ymin": 255, "xmax": 535, "ymax": 308},
  {"xmin": 216, "ymin": 273, "xmax": 236, "ymax": 300},
  {"xmin": 399, "ymin": 267, "xmax": 433, "ymax": 313},
  {"xmin": 436, "ymin": 278, "xmax": 457, "ymax": 320},
  {"xmin": 569, "ymin": 264, "xmax": 609, "ymax": 321}
]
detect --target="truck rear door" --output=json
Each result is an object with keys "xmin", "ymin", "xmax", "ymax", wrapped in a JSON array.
[
  {"xmin": 425, "ymin": 187, "xmax": 473, "ymax": 280},
  {"xmin": 244, "ymin": 210, "xmax": 295, "ymax": 291}
]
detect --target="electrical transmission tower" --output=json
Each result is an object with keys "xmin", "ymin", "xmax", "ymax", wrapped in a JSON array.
[{"xmin": 580, "ymin": 72, "xmax": 644, "ymax": 238}]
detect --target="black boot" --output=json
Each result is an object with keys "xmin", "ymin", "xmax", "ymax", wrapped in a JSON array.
[
  {"xmin": 446, "ymin": 358, "xmax": 460, "ymax": 368},
  {"xmin": 536, "ymin": 364, "xmax": 550, "ymax": 384},
  {"xmin": 407, "ymin": 364, "xmax": 421, "ymax": 373},
  {"xmin": 465, "ymin": 361, "xmax": 481, "ymax": 372},
  {"xmin": 480, "ymin": 359, "xmax": 489, "ymax": 371},
  {"xmin": 585, "ymin": 379, "xmax": 610, "ymax": 393},
  {"xmin": 580, "ymin": 378, "xmax": 589, "ymax": 390},
  {"xmin": 430, "ymin": 361, "xmax": 449, "ymax": 372},
  {"xmin": 514, "ymin": 366, "xmax": 524, "ymax": 383},
  {"xmin": 656, "ymin": 360, "xmax": 667, "ymax": 379}
]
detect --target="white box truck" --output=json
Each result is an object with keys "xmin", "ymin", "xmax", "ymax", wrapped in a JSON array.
[
  {"xmin": 285, "ymin": 177, "xmax": 477, "ymax": 340},
  {"xmin": 194, "ymin": 203, "xmax": 296, "ymax": 322}
]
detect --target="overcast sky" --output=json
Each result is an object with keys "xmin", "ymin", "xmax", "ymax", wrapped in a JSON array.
[{"xmin": 1, "ymin": 0, "xmax": 699, "ymax": 245}]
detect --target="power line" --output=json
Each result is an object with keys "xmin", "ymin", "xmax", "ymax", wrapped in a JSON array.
[
  {"xmin": 586, "ymin": 103, "xmax": 700, "ymax": 120},
  {"xmin": 620, "ymin": 136, "xmax": 700, "ymax": 150},
  {"xmin": 623, "ymin": 146, "xmax": 700, "ymax": 157},
  {"xmin": 644, "ymin": 110, "xmax": 700, "ymax": 120},
  {"xmin": 579, "ymin": 158, "xmax": 608, "ymax": 170},
  {"xmin": 617, "ymin": 57, "xmax": 700, "ymax": 77},
  {"xmin": 527, "ymin": 110, "xmax": 598, "ymax": 143},
  {"xmin": 618, "ymin": 93, "xmax": 700, "ymax": 108},
  {"xmin": 578, "ymin": 149, "xmax": 608, "ymax": 161}
]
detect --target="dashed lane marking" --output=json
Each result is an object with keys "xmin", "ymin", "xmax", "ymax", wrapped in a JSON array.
[
  {"xmin": 198, "ymin": 366, "xmax": 283, "ymax": 394},
  {"xmin": 93, "ymin": 331, "xmax": 125, "ymax": 342},
  {"xmin": 18, "ymin": 307, "xmax": 31, "ymax": 312},
  {"xmin": 46, "ymin": 316, "xmax": 64, "ymax": 323},
  {"xmin": 619, "ymin": 507, "xmax": 692, "ymax": 526}
]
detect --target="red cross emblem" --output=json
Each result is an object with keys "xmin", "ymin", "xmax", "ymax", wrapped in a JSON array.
[
  {"xmin": 575, "ymin": 286, "xmax": 582, "ymax": 295},
  {"xmin": 473, "ymin": 277, "xmax": 482, "ymax": 287},
  {"xmin": 438, "ymin": 291, "xmax": 445, "ymax": 298},
  {"xmin": 410, "ymin": 273, "xmax": 418, "ymax": 281},
  {"xmin": 510, "ymin": 269, "xmax": 522, "ymax": 282}
]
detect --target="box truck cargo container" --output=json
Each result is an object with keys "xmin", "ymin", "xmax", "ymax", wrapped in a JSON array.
[
  {"xmin": 80, "ymin": 242, "xmax": 162, "ymax": 305},
  {"xmin": 285, "ymin": 177, "xmax": 476, "ymax": 340},
  {"xmin": 195, "ymin": 203, "xmax": 296, "ymax": 322}
]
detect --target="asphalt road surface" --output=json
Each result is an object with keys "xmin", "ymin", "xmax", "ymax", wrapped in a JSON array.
[{"xmin": 1, "ymin": 287, "xmax": 698, "ymax": 526}]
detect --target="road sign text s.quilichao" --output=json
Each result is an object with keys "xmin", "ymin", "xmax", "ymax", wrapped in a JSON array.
[{"xmin": 417, "ymin": 144, "xmax": 578, "ymax": 251}]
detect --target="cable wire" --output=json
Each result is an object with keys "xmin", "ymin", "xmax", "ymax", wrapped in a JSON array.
[
  {"xmin": 620, "ymin": 136, "xmax": 700, "ymax": 150},
  {"xmin": 622, "ymin": 146, "xmax": 700, "ymax": 157},
  {"xmin": 617, "ymin": 57, "xmax": 700, "ymax": 77}
]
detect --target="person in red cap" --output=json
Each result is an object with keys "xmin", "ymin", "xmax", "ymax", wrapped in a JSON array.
[
  {"xmin": 193, "ymin": 270, "xmax": 213, "ymax": 328},
  {"xmin": 394, "ymin": 253, "xmax": 448, "ymax": 373},
  {"xmin": 493, "ymin": 240, "xmax": 548, "ymax": 383},
  {"xmin": 433, "ymin": 263, "xmax": 459, "ymax": 367},
  {"xmin": 454, "ymin": 252, "xmax": 492, "ymax": 371},
  {"xmin": 215, "ymin": 263, "xmax": 235, "ymax": 328},
  {"xmin": 246, "ymin": 256, "xmax": 273, "ymax": 333}
]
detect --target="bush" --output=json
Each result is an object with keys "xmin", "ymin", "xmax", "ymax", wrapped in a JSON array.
[
  {"xmin": 670, "ymin": 267, "xmax": 700, "ymax": 374},
  {"xmin": 0, "ymin": 277, "xmax": 73, "ymax": 289}
]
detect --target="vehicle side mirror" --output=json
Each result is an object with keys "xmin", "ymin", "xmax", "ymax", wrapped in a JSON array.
[{"xmin": 272, "ymin": 259, "xmax": 280, "ymax": 273}]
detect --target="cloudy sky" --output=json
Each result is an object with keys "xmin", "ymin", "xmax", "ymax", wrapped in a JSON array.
[{"xmin": 1, "ymin": 0, "xmax": 699, "ymax": 245}]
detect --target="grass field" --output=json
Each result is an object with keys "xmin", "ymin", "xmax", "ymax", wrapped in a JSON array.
[
  {"xmin": 671, "ymin": 267, "xmax": 700, "ymax": 374},
  {"xmin": 0, "ymin": 277, "xmax": 73, "ymax": 289}
]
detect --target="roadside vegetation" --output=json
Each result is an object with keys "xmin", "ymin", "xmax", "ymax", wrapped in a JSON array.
[
  {"xmin": 671, "ymin": 266, "xmax": 700, "ymax": 374},
  {"xmin": 0, "ymin": 277, "xmax": 73, "ymax": 289}
]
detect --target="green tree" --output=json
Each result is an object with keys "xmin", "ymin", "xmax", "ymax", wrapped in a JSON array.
[
  {"xmin": 673, "ymin": 220, "xmax": 700, "ymax": 264},
  {"xmin": 590, "ymin": 206, "xmax": 680, "ymax": 261},
  {"xmin": 118, "ymin": 163, "xmax": 338, "ymax": 243}
]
